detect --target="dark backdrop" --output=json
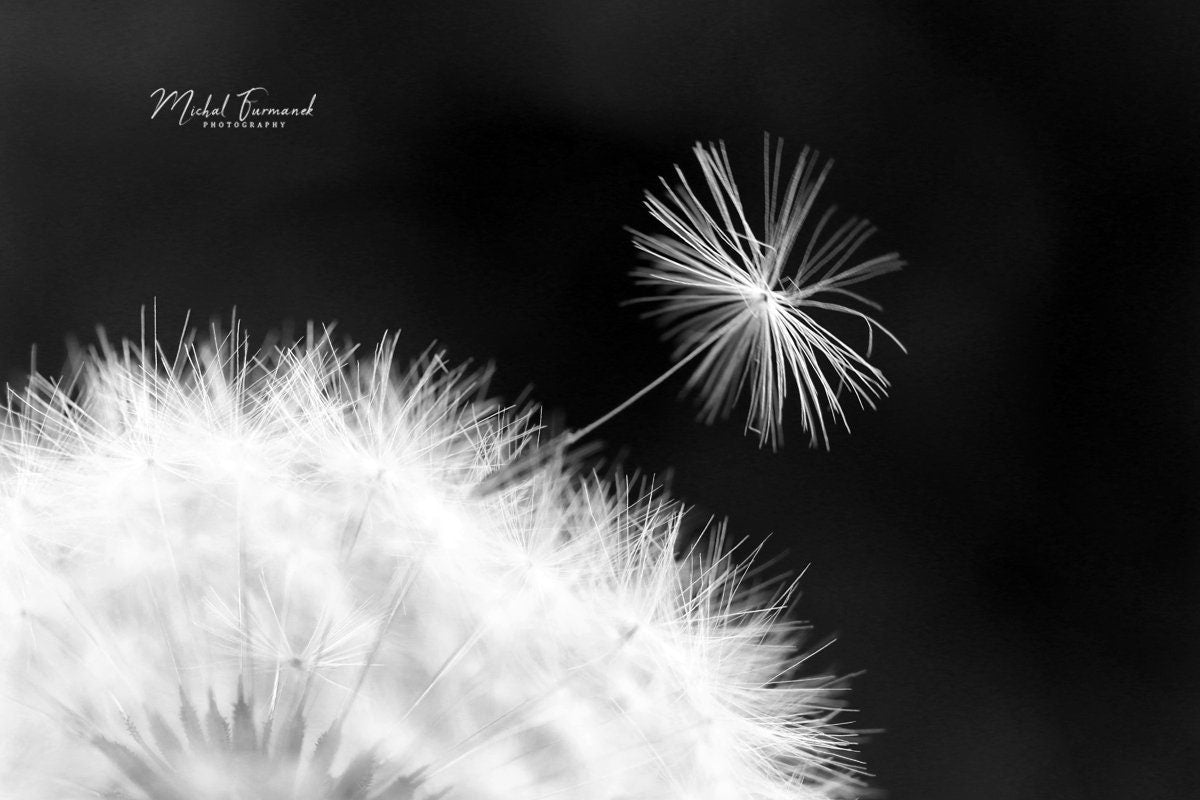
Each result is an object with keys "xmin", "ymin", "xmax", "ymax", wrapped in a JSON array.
[{"xmin": 2, "ymin": 3, "xmax": 1197, "ymax": 798}]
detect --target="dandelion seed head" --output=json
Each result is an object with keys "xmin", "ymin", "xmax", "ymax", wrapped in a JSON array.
[
  {"xmin": 0, "ymin": 319, "xmax": 867, "ymax": 799},
  {"xmin": 632, "ymin": 136, "xmax": 905, "ymax": 448}
]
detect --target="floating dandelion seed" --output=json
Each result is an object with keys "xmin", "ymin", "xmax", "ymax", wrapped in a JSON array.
[
  {"xmin": 630, "ymin": 136, "xmax": 905, "ymax": 448},
  {"xmin": 0, "ymin": 318, "xmax": 867, "ymax": 799},
  {"xmin": 481, "ymin": 137, "xmax": 904, "ymax": 495}
]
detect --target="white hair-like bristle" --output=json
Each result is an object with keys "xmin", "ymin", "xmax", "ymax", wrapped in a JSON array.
[
  {"xmin": 631, "ymin": 136, "xmax": 905, "ymax": 450},
  {"xmin": 0, "ymin": 320, "xmax": 864, "ymax": 799}
]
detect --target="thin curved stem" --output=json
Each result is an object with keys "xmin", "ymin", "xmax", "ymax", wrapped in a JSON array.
[
  {"xmin": 472, "ymin": 340, "xmax": 714, "ymax": 496},
  {"xmin": 564, "ymin": 343, "xmax": 709, "ymax": 446}
]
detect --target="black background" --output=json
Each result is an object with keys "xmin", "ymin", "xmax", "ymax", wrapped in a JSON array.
[{"xmin": 2, "ymin": 3, "xmax": 1197, "ymax": 798}]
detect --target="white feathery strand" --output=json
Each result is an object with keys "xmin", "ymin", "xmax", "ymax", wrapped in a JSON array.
[{"xmin": 631, "ymin": 135, "xmax": 904, "ymax": 448}]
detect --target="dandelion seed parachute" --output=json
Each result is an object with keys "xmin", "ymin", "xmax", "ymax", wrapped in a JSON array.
[
  {"xmin": 631, "ymin": 136, "xmax": 905, "ymax": 449},
  {"xmin": 0, "ymin": 321, "xmax": 865, "ymax": 799}
]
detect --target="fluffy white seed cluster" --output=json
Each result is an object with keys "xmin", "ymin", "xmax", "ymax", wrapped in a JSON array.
[{"xmin": 0, "ymin": 323, "xmax": 863, "ymax": 799}]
